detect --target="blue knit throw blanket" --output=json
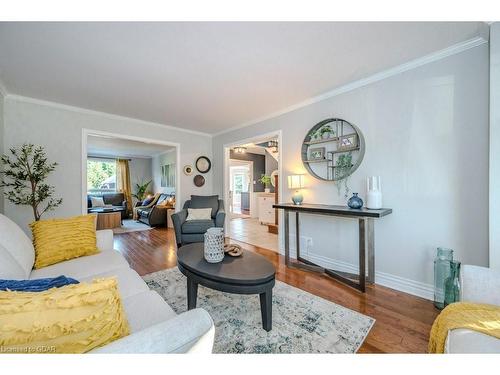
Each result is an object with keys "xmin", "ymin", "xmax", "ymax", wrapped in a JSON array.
[{"xmin": 0, "ymin": 275, "xmax": 79, "ymax": 292}]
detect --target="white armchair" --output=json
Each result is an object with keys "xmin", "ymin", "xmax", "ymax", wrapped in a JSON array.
[{"xmin": 445, "ymin": 265, "xmax": 500, "ymax": 353}]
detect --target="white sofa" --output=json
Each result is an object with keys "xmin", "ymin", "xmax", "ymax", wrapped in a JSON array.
[
  {"xmin": 0, "ymin": 213, "xmax": 215, "ymax": 353},
  {"xmin": 445, "ymin": 265, "xmax": 500, "ymax": 353}
]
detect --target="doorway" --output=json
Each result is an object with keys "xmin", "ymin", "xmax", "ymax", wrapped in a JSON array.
[
  {"xmin": 82, "ymin": 129, "xmax": 180, "ymax": 233},
  {"xmin": 223, "ymin": 132, "xmax": 282, "ymax": 252},
  {"xmin": 229, "ymin": 160, "xmax": 253, "ymax": 217}
]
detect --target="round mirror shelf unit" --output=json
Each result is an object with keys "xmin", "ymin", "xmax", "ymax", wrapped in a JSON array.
[{"xmin": 301, "ymin": 118, "xmax": 365, "ymax": 182}]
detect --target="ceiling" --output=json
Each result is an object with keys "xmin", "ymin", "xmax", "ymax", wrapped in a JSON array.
[
  {"xmin": 0, "ymin": 22, "xmax": 487, "ymax": 134},
  {"xmin": 87, "ymin": 135, "xmax": 174, "ymax": 159}
]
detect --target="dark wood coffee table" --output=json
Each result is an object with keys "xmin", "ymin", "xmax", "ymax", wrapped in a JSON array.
[{"xmin": 177, "ymin": 243, "xmax": 276, "ymax": 331}]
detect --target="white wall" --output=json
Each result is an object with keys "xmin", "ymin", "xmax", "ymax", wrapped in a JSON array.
[
  {"xmin": 128, "ymin": 157, "xmax": 153, "ymax": 205},
  {"xmin": 152, "ymin": 150, "xmax": 176, "ymax": 195},
  {"xmin": 3, "ymin": 97, "xmax": 213, "ymax": 231},
  {"xmin": 0, "ymin": 91, "xmax": 4, "ymax": 214},
  {"xmin": 212, "ymin": 44, "xmax": 490, "ymax": 298},
  {"xmin": 490, "ymin": 23, "xmax": 500, "ymax": 270}
]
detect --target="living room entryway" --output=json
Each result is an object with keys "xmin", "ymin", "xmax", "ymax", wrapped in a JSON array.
[
  {"xmin": 225, "ymin": 135, "xmax": 280, "ymax": 252},
  {"xmin": 84, "ymin": 132, "xmax": 179, "ymax": 234}
]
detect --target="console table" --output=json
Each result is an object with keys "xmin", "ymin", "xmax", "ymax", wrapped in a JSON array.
[{"xmin": 273, "ymin": 203, "xmax": 392, "ymax": 292}]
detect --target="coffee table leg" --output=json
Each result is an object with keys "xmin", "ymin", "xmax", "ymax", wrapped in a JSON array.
[
  {"xmin": 259, "ymin": 289, "xmax": 272, "ymax": 332},
  {"xmin": 187, "ymin": 278, "xmax": 198, "ymax": 310}
]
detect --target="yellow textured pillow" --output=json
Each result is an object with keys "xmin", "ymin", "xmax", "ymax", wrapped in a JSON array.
[
  {"xmin": 30, "ymin": 214, "xmax": 99, "ymax": 269},
  {"xmin": 0, "ymin": 277, "xmax": 130, "ymax": 353}
]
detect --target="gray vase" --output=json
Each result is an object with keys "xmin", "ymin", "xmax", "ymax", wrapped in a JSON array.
[{"xmin": 347, "ymin": 193, "xmax": 363, "ymax": 209}]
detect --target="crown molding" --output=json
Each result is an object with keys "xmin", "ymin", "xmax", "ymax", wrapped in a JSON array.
[
  {"xmin": 5, "ymin": 94, "xmax": 213, "ymax": 138},
  {"xmin": 213, "ymin": 36, "xmax": 488, "ymax": 137}
]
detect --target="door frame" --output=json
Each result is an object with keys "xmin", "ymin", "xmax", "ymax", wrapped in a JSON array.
[{"xmin": 223, "ymin": 130, "xmax": 283, "ymax": 252}]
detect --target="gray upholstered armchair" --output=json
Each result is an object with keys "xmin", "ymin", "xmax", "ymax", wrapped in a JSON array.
[{"xmin": 171, "ymin": 195, "xmax": 225, "ymax": 248}]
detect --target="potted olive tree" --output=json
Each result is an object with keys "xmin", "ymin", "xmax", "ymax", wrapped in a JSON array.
[{"xmin": 0, "ymin": 143, "xmax": 62, "ymax": 221}]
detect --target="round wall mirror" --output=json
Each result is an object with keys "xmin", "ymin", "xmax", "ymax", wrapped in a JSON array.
[{"xmin": 301, "ymin": 118, "xmax": 365, "ymax": 182}]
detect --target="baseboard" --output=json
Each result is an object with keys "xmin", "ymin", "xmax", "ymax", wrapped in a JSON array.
[{"xmin": 282, "ymin": 247, "xmax": 434, "ymax": 301}]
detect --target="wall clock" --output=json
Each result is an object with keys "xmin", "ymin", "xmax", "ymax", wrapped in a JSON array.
[
  {"xmin": 195, "ymin": 156, "xmax": 211, "ymax": 173},
  {"xmin": 193, "ymin": 174, "xmax": 205, "ymax": 187}
]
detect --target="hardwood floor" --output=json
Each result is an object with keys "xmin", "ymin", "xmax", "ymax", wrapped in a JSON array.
[{"xmin": 113, "ymin": 227, "xmax": 438, "ymax": 353}]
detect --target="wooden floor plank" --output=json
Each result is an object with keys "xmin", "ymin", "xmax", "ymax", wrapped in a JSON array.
[{"xmin": 113, "ymin": 227, "xmax": 438, "ymax": 353}]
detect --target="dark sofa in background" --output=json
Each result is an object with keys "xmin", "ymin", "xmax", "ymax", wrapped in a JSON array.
[
  {"xmin": 87, "ymin": 192, "xmax": 128, "ymax": 220},
  {"xmin": 135, "ymin": 193, "xmax": 173, "ymax": 227}
]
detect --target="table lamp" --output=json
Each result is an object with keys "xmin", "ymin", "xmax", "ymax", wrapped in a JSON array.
[{"xmin": 288, "ymin": 175, "xmax": 305, "ymax": 205}]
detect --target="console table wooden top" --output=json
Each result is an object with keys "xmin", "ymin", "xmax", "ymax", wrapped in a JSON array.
[{"xmin": 273, "ymin": 203, "xmax": 392, "ymax": 218}]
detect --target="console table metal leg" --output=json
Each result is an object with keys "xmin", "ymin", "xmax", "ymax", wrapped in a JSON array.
[
  {"xmin": 284, "ymin": 210, "xmax": 291, "ymax": 267},
  {"xmin": 187, "ymin": 278, "xmax": 198, "ymax": 310},
  {"xmin": 259, "ymin": 289, "xmax": 272, "ymax": 331},
  {"xmin": 295, "ymin": 212, "xmax": 300, "ymax": 260},
  {"xmin": 367, "ymin": 218, "xmax": 375, "ymax": 284},
  {"xmin": 358, "ymin": 218, "xmax": 366, "ymax": 293}
]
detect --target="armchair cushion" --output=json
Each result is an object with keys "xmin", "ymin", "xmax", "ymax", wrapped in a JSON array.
[
  {"xmin": 190, "ymin": 195, "xmax": 219, "ymax": 218},
  {"xmin": 182, "ymin": 220, "xmax": 215, "ymax": 234}
]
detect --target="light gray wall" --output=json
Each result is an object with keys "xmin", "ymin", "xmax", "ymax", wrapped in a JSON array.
[
  {"xmin": 491, "ymin": 23, "xmax": 500, "ymax": 270},
  {"xmin": 212, "ymin": 44, "xmax": 489, "ymax": 297},
  {"xmin": 265, "ymin": 151, "xmax": 278, "ymax": 193},
  {"xmin": 3, "ymin": 97, "xmax": 213, "ymax": 231},
  {"xmin": 128, "ymin": 157, "xmax": 153, "ymax": 205},
  {"xmin": 152, "ymin": 150, "xmax": 176, "ymax": 195},
  {"xmin": 0, "ymin": 92, "xmax": 4, "ymax": 214}
]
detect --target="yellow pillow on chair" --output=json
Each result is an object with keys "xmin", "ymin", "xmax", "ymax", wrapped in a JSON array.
[
  {"xmin": 0, "ymin": 278, "xmax": 130, "ymax": 353},
  {"xmin": 30, "ymin": 214, "xmax": 99, "ymax": 269}
]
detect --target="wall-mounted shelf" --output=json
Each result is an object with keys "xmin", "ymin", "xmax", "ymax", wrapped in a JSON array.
[
  {"xmin": 327, "ymin": 147, "xmax": 360, "ymax": 155},
  {"xmin": 303, "ymin": 137, "xmax": 339, "ymax": 146},
  {"xmin": 303, "ymin": 159, "xmax": 328, "ymax": 163},
  {"xmin": 301, "ymin": 118, "xmax": 365, "ymax": 182}
]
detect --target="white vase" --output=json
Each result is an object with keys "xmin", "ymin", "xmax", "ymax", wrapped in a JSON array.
[
  {"xmin": 366, "ymin": 176, "xmax": 382, "ymax": 209},
  {"xmin": 204, "ymin": 228, "xmax": 225, "ymax": 263},
  {"xmin": 264, "ymin": 188, "xmax": 270, "ymax": 193}
]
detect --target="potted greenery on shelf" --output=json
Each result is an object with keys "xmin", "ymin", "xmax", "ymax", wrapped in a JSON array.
[
  {"xmin": 335, "ymin": 152, "xmax": 353, "ymax": 198},
  {"xmin": 259, "ymin": 174, "xmax": 272, "ymax": 193},
  {"xmin": 0, "ymin": 143, "xmax": 63, "ymax": 221},
  {"xmin": 320, "ymin": 124, "xmax": 335, "ymax": 139},
  {"xmin": 309, "ymin": 124, "xmax": 336, "ymax": 142}
]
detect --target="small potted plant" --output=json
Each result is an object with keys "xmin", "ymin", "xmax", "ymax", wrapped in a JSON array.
[
  {"xmin": 320, "ymin": 124, "xmax": 335, "ymax": 139},
  {"xmin": 259, "ymin": 174, "xmax": 272, "ymax": 193},
  {"xmin": 309, "ymin": 129, "xmax": 321, "ymax": 142}
]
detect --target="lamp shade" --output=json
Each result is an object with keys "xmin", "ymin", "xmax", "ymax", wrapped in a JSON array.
[{"xmin": 288, "ymin": 175, "xmax": 305, "ymax": 189}]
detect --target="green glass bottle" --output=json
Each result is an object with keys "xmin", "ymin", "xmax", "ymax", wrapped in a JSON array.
[
  {"xmin": 434, "ymin": 247, "xmax": 453, "ymax": 309},
  {"xmin": 444, "ymin": 261, "xmax": 461, "ymax": 307}
]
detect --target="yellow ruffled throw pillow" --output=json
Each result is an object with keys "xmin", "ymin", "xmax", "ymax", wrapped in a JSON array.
[
  {"xmin": 0, "ymin": 278, "xmax": 130, "ymax": 353},
  {"xmin": 30, "ymin": 214, "xmax": 99, "ymax": 269}
]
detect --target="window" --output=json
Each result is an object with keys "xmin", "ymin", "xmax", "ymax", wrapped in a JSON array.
[{"xmin": 87, "ymin": 159, "xmax": 117, "ymax": 194}]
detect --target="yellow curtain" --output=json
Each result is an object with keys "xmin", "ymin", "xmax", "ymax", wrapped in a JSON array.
[{"xmin": 116, "ymin": 159, "xmax": 133, "ymax": 217}]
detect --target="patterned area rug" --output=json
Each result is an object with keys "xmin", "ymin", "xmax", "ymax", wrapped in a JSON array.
[
  {"xmin": 143, "ymin": 268, "xmax": 375, "ymax": 353},
  {"xmin": 113, "ymin": 219, "xmax": 152, "ymax": 234}
]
